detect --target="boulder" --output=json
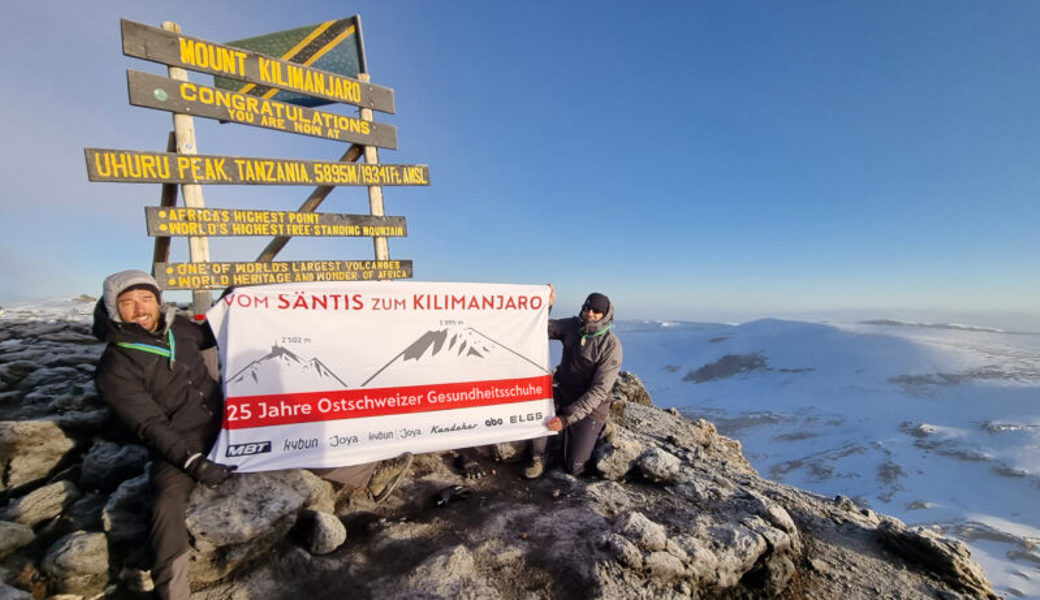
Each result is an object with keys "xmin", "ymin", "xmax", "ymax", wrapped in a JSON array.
[
  {"xmin": 0, "ymin": 420, "xmax": 76, "ymax": 491},
  {"xmin": 3, "ymin": 480, "xmax": 81, "ymax": 527},
  {"xmin": 0, "ymin": 585, "xmax": 33, "ymax": 600},
  {"xmin": 611, "ymin": 371, "xmax": 653, "ymax": 406},
  {"xmin": 79, "ymin": 439, "xmax": 147, "ymax": 493},
  {"xmin": 302, "ymin": 510, "xmax": 347, "ymax": 555},
  {"xmin": 637, "ymin": 447, "xmax": 681, "ymax": 482},
  {"xmin": 878, "ymin": 518, "xmax": 997, "ymax": 599},
  {"xmin": 40, "ymin": 531, "xmax": 109, "ymax": 597},
  {"xmin": 103, "ymin": 472, "xmax": 151, "ymax": 546},
  {"xmin": 186, "ymin": 469, "xmax": 335, "ymax": 583},
  {"xmin": 0, "ymin": 521, "xmax": 34, "ymax": 560}
]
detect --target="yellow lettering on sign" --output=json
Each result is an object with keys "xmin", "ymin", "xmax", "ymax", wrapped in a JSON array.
[
  {"xmin": 362, "ymin": 225, "xmax": 405, "ymax": 237},
  {"xmin": 92, "ymin": 151, "xmax": 172, "ymax": 180},
  {"xmin": 231, "ymin": 159, "xmax": 312, "ymax": 184},
  {"xmin": 316, "ymin": 270, "xmax": 359, "ymax": 281},
  {"xmin": 162, "ymin": 208, "xmax": 230, "ymax": 222},
  {"xmin": 178, "ymin": 38, "xmax": 246, "ymax": 77},
  {"xmin": 287, "ymin": 213, "xmax": 319, "ymax": 225},
  {"xmin": 176, "ymin": 79, "xmax": 370, "ymax": 142},
  {"xmin": 173, "ymin": 156, "xmax": 231, "ymax": 182}
]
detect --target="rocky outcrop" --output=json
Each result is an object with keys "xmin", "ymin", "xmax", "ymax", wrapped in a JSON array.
[{"xmin": 0, "ymin": 309, "xmax": 999, "ymax": 599}]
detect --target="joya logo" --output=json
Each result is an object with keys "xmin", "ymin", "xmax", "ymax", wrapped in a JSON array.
[{"xmin": 225, "ymin": 441, "xmax": 272, "ymax": 457}]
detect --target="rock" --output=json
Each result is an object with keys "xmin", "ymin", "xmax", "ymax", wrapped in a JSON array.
[
  {"xmin": 877, "ymin": 519, "xmax": 997, "ymax": 599},
  {"xmin": 637, "ymin": 447, "xmax": 681, "ymax": 482},
  {"xmin": 606, "ymin": 533, "xmax": 643, "ymax": 569},
  {"xmin": 611, "ymin": 371, "xmax": 653, "ymax": 406},
  {"xmin": 40, "ymin": 531, "xmax": 109, "ymax": 597},
  {"xmin": 103, "ymin": 472, "xmax": 151, "ymax": 546},
  {"xmin": 711, "ymin": 521, "xmax": 770, "ymax": 588},
  {"xmin": 593, "ymin": 434, "xmax": 644, "ymax": 481},
  {"xmin": 79, "ymin": 439, "xmax": 148, "ymax": 493},
  {"xmin": 645, "ymin": 550, "xmax": 687, "ymax": 582},
  {"xmin": 0, "ymin": 420, "xmax": 77, "ymax": 491},
  {"xmin": 672, "ymin": 534, "xmax": 720, "ymax": 584},
  {"xmin": 304, "ymin": 510, "xmax": 346, "ymax": 555},
  {"xmin": 186, "ymin": 469, "xmax": 334, "ymax": 583},
  {"xmin": 0, "ymin": 521, "xmax": 34, "ymax": 560},
  {"xmin": 0, "ymin": 361, "xmax": 36, "ymax": 390},
  {"xmin": 57, "ymin": 492, "xmax": 108, "ymax": 533},
  {"xmin": 0, "ymin": 585, "xmax": 33, "ymax": 600},
  {"xmin": 614, "ymin": 512, "xmax": 668, "ymax": 552},
  {"xmin": 384, "ymin": 545, "xmax": 502, "ymax": 599},
  {"xmin": 3, "ymin": 480, "xmax": 81, "ymax": 527}
]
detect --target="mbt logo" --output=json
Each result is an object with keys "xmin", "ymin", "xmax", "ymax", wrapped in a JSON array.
[{"xmin": 226, "ymin": 441, "xmax": 272, "ymax": 457}]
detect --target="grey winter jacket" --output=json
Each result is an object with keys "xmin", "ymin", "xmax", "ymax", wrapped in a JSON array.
[{"xmin": 548, "ymin": 301, "xmax": 623, "ymax": 426}]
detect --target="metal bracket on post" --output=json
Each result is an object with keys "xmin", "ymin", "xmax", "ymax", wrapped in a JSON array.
[{"xmin": 163, "ymin": 21, "xmax": 213, "ymax": 315}]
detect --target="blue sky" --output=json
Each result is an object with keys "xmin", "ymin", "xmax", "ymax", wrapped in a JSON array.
[{"xmin": 1, "ymin": 1, "xmax": 1038, "ymax": 327}]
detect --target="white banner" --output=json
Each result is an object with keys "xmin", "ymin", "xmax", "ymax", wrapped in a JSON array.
[{"xmin": 205, "ymin": 281, "xmax": 554, "ymax": 472}]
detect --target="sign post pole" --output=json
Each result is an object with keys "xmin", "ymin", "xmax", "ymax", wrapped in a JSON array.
[
  {"xmin": 151, "ymin": 132, "xmax": 179, "ymax": 267},
  {"xmin": 358, "ymin": 72, "xmax": 389, "ymax": 262},
  {"xmin": 163, "ymin": 21, "xmax": 213, "ymax": 314}
]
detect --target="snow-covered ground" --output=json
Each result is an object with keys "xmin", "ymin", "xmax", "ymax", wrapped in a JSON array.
[
  {"xmin": 5, "ymin": 298, "xmax": 1038, "ymax": 597},
  {"xmin": 615, "ymin": 318, "xmax": 1040, "ymax": 599}
]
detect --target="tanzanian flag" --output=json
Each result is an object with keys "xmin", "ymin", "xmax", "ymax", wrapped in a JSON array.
[{"xmin": 214, "ymin": 16, "xmax": 365, "ymax": 108}]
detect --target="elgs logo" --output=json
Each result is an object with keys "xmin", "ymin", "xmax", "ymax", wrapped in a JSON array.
[{"xmin": 226, "ymin": 441, "xmax": 272, "ymax": 457}]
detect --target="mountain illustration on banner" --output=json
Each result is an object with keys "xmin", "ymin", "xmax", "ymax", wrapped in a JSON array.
[
  {"xmin": 361, "ymin": 326, "xmax": 549, "ymax": 388},
  {"xmin": 226, "ymin": 344, "xmax": 348, "ymax": 395}
]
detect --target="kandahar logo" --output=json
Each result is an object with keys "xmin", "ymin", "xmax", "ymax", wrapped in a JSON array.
[{"xmin": 226, "ymin": 441, "xmax": 272, "ymax": 457}]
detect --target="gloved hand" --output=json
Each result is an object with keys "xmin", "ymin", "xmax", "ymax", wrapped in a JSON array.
[
  {"xmin": 461, "ymin": 460, "xmax": 487, "ymax": 480},
  {"xmin": 186, "ymin": 457, "xmax": 237, "ymax": 487}
]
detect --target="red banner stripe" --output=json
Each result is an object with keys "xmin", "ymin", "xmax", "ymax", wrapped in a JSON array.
[{"xmin": 224, "ymin": 375, "xmax": 552, "ymax": 429}]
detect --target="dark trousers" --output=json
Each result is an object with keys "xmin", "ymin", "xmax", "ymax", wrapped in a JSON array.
[
  {"xmin": 531, "ymin": 415, "xmax": 604, "ymax": 477},
  {"xmin": 150, "ymin": 460, "xmax": 196, "ymax": 600}
]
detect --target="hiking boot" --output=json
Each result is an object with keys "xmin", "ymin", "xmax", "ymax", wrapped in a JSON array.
[
  {"xmin": 368, "ymin": 452, "xmax": 413, "ymax": 503},
  {"xmin": 603, "ymin": 421, "xmax": 616, "ymax": 444},
  {"xmin": 523, "ymin": 456, "xmax": 545, "ymax": 479}
]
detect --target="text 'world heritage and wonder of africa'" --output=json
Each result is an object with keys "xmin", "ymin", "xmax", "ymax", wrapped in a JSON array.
[{"xmin": 155, "ymin": 260, "xmax": 414, "ymax": 289}]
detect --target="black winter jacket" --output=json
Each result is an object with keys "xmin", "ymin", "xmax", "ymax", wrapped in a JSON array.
[{"xmin": 92, "ymin": 300, "xmax": 223, "ymax": 467}]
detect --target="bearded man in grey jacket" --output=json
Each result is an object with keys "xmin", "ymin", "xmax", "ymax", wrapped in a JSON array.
[{"xmin": 525, "ymin": 288, "xmax": 623, "ymax": 478}]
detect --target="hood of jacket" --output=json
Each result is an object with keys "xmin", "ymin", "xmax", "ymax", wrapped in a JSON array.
[
  {"xmin": 92, "ymin": 297, "xmax": 176, "ymax": 343},
  {"xmin": 579, "ymin": 299, "xmax": 615, "ymax": 336},
  {"xmin": 101, "ymin": 270, "xmax": 162, "ymax": 323}
]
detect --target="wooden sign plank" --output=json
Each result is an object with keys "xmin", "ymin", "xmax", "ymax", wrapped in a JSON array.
[
  {"xmin": 85, "ymin": 148, "xmax": 430, "ymax": 186},
  {"xmin": 155, "ymin": 259, "xmax": 413, "ymax": 290},
  {"xmin": 146, "ymin": 207, "xmax": 407, "ymax": 237},
  {"xmin": 121, "ymin": 19, "xmax": 394, "ymax": 113},
  {"xmin": 127, "ymin": 70, "xmax": 398, "ymax": 149}
]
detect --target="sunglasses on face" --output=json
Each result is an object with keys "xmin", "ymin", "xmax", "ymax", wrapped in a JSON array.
[{"xmin": 582, "ymin": 304, "xmax": 604, "ymax": 314}]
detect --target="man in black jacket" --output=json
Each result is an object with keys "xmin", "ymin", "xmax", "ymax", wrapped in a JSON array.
[{"xmin": 93, "ymin": 270, "xmax": 235, "ymax": 600}]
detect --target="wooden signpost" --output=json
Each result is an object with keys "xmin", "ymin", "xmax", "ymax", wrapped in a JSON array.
[{"xmin": 84, "ymin": 16, "xmax": 426, "ymax": 314}]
